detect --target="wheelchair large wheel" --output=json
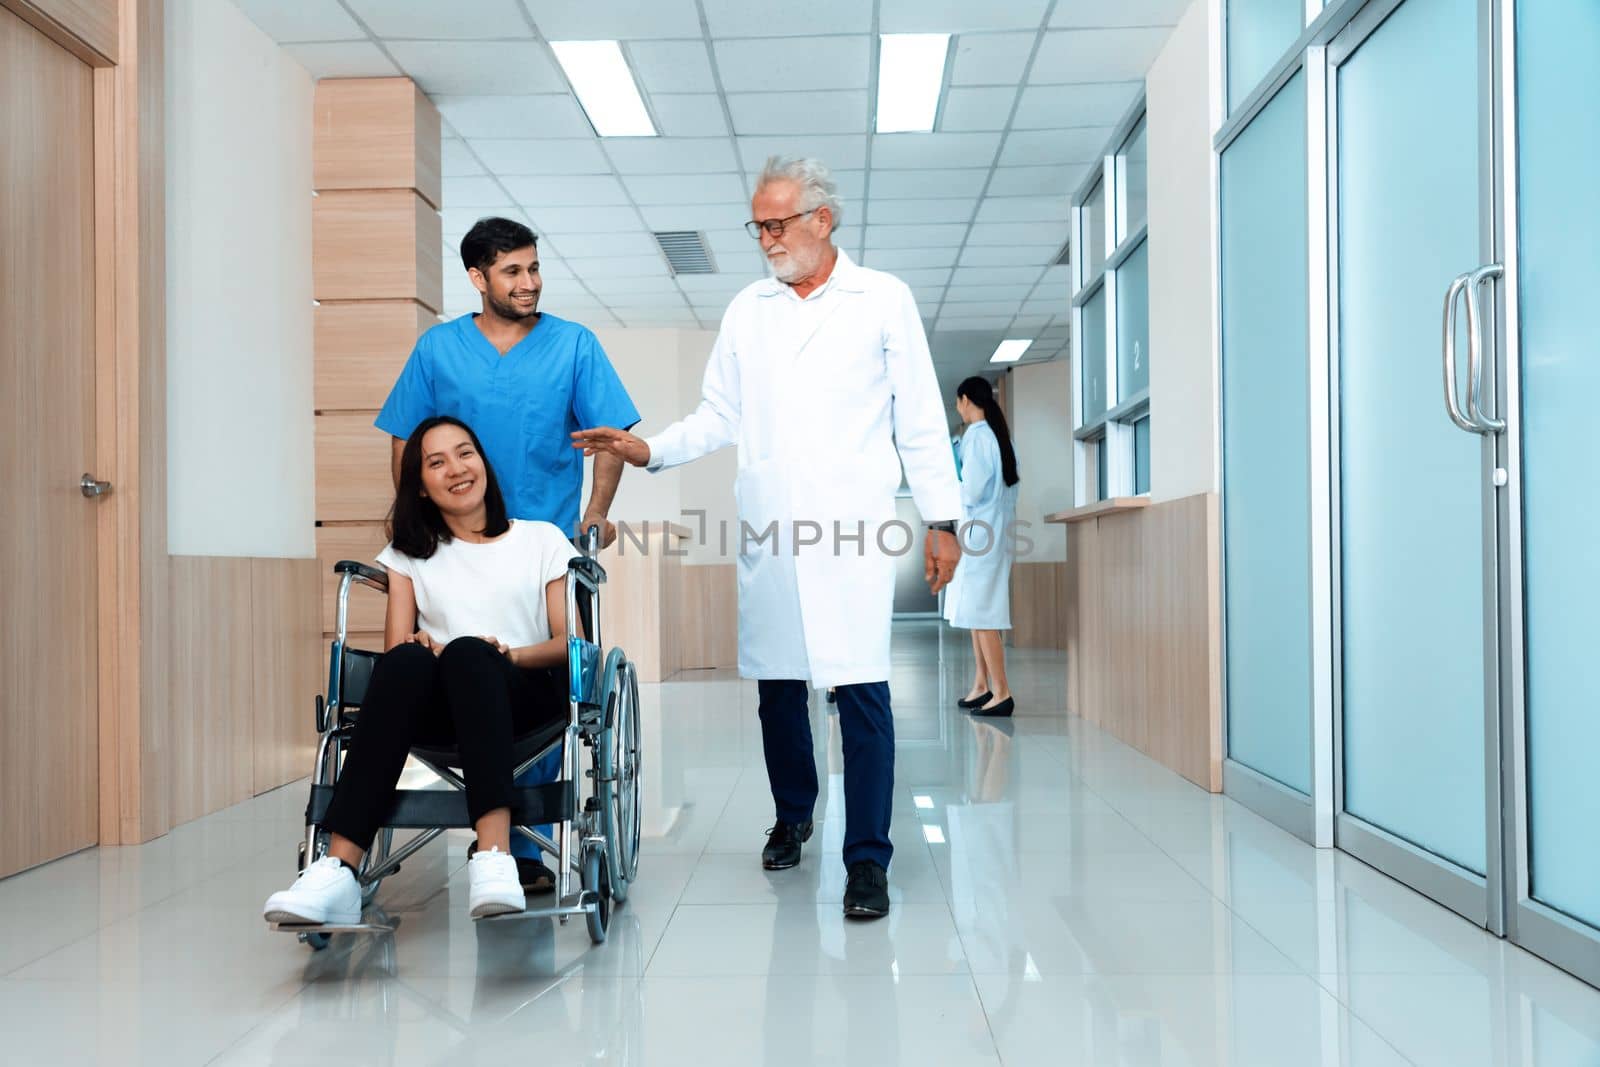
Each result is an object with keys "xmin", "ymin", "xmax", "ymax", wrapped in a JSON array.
[
  {"xmin": 582, "ymin": 842, "xmax": 611, "ymax": 944},
  {"xmin": 599, "ymin": 655, "xmax": 641, "ymax": 902}
]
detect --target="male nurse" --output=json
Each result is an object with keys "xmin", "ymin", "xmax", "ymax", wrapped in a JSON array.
[{"xmin": 376, "ymin": 216, "xmax": 641, "ymax": 891}]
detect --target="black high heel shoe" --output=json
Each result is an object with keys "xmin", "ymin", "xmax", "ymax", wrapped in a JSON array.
[
  {"xmin": 973, "ymin": 697, "xmax": 1014, "ymax": 718},
  {"xmin": 957, "ymin": 690, "xmax": 993, "ymax": 709}
]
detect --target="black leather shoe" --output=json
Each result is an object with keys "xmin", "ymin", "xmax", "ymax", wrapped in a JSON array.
[
  {"xmin": 957, "ymin": 690, "xmax": 993, "ymax": 709},
  {"xmin": 973, "ymin": 697, "xmax": 1015, "ymax": 718},
  {"xmin": 843, "ymin": 860, "xmax": 890, "ymax": 919},
  {"xmin": 761, "ymin": 821, "xmax": 814, "ymax": 870}
]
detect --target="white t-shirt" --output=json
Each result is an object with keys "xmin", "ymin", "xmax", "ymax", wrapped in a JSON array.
[{"xmin": 376, "ymin": 519, "xmax": 576, "ymax": 648}]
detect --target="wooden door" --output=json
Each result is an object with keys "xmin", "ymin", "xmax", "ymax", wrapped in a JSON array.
[{"xmin": 0, "ymin": 4, "xmax": 100, "ymax": 878}]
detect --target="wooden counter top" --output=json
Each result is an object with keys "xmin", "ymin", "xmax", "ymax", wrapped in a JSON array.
[{"xmin": 1044, "ymin": 497, "xmax": 1152, "ymax": 525}]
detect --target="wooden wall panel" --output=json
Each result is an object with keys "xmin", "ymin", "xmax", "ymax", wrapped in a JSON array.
[
  {"xmin": 168, "ymin": 557, "xmax": 255, "ymax": 826},
  {"xmin": 1010, "ymin": 561, "xmax": 1068, "ymax": 650},
  {"xmin": 250, "ymin": 558, "xmax": 321, "ymax": 795},
  {"xmin": 314, "ymin": 301, "xmax": 435, "ymax": 412},
  {"xmin": 315, "ymin": 413, "xmax": 395, "ymax": 522},
  {"xmin": 312, "ymin": 190, "xmax": 442, "ymax": 311},
  {"xmin": 677, "ymin": 564, "xmax": 738, "ymax": 671},
  {"xmin": 1057, "ymin": 493, "xmax": 1223, "ymax": 792},
  {"xmin": 313, "ymin": 77, "xmax": 441, "ymax": 209},
  {"xmin": 316, "ymin": 522, "xmax": 389, "ymax": 634},
  {"xmin": 2, "ymin": 0, "xmax": 117, "ymax": 64}
]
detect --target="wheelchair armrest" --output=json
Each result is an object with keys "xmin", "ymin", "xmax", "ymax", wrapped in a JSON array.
[
  {"xmin": 567, "ymin": 554, "xmax": 607, "ymax": 584},
  {"xmin": 334, "ymin": 560, "xmax": 389, "ymax": 592}
]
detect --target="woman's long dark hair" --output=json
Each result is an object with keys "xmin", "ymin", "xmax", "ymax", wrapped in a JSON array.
[
  {"xmin": 956, "ymin": 376, "xmax": 1020, "ymax": 487},
  {"xmin": 388, "ymin": 416, "xmax": 510, "ymax": 560}
]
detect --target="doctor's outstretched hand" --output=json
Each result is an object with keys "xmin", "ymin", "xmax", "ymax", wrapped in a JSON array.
[
  {"xmin": 924, "ymin": 527, "xmax": 961, "ymax": 595},
  {"xmin": 572, "ymin": 426, "xmax": 651, "ymax": 467}
]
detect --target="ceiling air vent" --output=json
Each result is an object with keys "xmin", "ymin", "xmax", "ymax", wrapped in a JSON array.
[
  {"xmin": 653, "ymin": 231, "xmax": 717, "ymax": 275},
  {"xmin": 1052, "ymin": 239, "xmax": 1072, "ymax": 266}
]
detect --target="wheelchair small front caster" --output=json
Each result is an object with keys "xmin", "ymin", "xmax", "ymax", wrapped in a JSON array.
[{"xmin": 298, "ymin": 930, "xmax": 332, "ymax": 951}]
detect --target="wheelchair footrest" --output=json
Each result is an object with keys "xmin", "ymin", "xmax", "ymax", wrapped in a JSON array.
[
  {"xmin": 269, "ymin": 920, "xmax": 396, "ymax": 935},
  {"xmin": 306, "ymin": 783, "xmax": 573, "ymax": 829}
]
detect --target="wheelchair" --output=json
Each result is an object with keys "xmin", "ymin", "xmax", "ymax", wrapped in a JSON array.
[{"xmin": 274, "ymin": 529, "xmax": 642, "ymax": 948}]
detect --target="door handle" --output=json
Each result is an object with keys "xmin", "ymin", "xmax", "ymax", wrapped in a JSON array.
[
  {"xmin": 1464, "ymin": 263, "xmax": 1505, "ymax": 433},
  {"xmin": 1441, "ymin": 272, "xmax": 1481, "ymax": 433},
  {"xmin": 80, "ymin": 473, "xmax": 112, "ymax": 498}
]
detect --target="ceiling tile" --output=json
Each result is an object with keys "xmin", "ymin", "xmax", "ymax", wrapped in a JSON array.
[
  {"xmin": 965, "ymin": 220, "xmax": 1069, "ymax": 246},
  {"xmin": 942, "ymin": 283, "xmax": 1039, "ymax": 300},
  {"xmin": 1050, "ymin": 0, "xmax": 1190, "ymax": 28},
  {"xmin": 869, "ymin": 169, "xmax": 990, "ymax": 198},
  {"xmin": 627, "ymin": 41, "xmax": 717, "ymax": 94},
  {"xmin": 524, "ymin": 0, "xmax": 704, "ymax": 39},
  {"xmin": 702, "ymin": 0, "xmax": 872, "ymax": 37},
  {"xmin": 624, "ymin": 173, "xmax": 750, "ymax": 205},
  {"xmin": 520, "ymin": 207, "xmax": 649, "ymax": 233},
  {"xmin": 936, "ymin": 300, "xmax": 1026, "ymax": 316},
  {"xmin": 232, "ymin": 0, "xmax": 364, "ymax": 42},
  {"xmin": 282, "ymin": 42, "xmax": 399, "ymax": 78},
  {"xmin": 590, "ymin": 289, "xmax": 691, "ymax": 308},
  {"xmin": 713, "ymin": 36, "xmax": 871, "ymax": 93},
  {"xmin": 389, "ymin": 42, "xmax": 568, "ymax": 94},
  {"xmin": 541, "ymin": 232, "xmax": 661, "ymax": 259},
  {"xmin": 566, "ymin": 255, "xmax": 672, "ymax": 279},
  {"xmin": 441, "ymin": 139, "xmax": 485, "ymax": 177},
  {"xmin": 604, "ymin": 138, "xmax": 741, "ymax": 175},
  {"xmin": 726, "ymin": 91, "xmax": 867, "ymax": 136},
  {"xmin": 950, "ymin": 32, "xmax": 1036, "ymax": 86},
  {"xmin": 702, "ymin": 227, "xmax": 763, "ymax": 255},
  {"xmin": 936, "ymin": 315, "xmax": 1018, "ymax": 329},
  {"xmin": 441, "ymin": 176, "xmax": 511, "ymax": 207},
  {"xmin": 1009, "ymin": 315, "xmax": 1057, "ymax": 330},
  {"xmin": 676, "ymin": 272, "xmax": 751, "ymax": 293},
  {"xmin": 580, "ymin": 273, "xmax": 682, "ymax": 294},
  {"xmin": 958, "ymin": 244, "xmax": 1060, "ymax": 267},
  {"xmin": 441, "ymin": 206, "xmax": 526, "ymax": 234},
  {"xmin": 736, "ymin": 135, "xmax": 869, "ymax": 172},
  {"xmin": 975, "ymin": 194, "xmax": 1070, "ymax": 222},
  {"xmin": 866, "ymin": 199, "xmax": 977, "ymax": 225},
  {"xmin": 879, "ymin": 0, "xmax": 1049, "ymax": 33},
  {"xmin": 891, "ymin": 267, "xmax": 954, "ymax": 287},
  {"xmin": 612, "ymin": 308, "xmax": 700, "ymax": 324},
  {"xmin": 438, "ymin": 95, "xmax": 593, "ymax": 139},
  {"xmin": 1031, "ymin": 28, "xmax": 1170, "ymax": 84},
  {"xmin": 871, "ymin": 132, "xmax": 1002, "ymax": 170},
  {"xmin": 639, "ymin": 202, "xmax": 750, "ymax": 231},
  {"xmin": 909, "ymin": 286, "xmax": 946, "ymax": 307},
  {"xmin": 650, "ymin": 94, "xmax": 730, "ymax": 137},
  {"xmin": 344, "ymin": 0, "xmax": 531, "ymax": 39},
  {"xmin": 939, "ymin": 87, "xmax": 1018, "ymax": 132},
  {"xmin": 985, "ymin": 163, "xmax": 1087, "ymax": 196},
  {"xmin": 864, "ymin": 223, "xmax": 970, "ymax": 250},
  {"xmin": 859, "ymin": 248, "xmax": 964, "ymax": 271},
  {"xmin": 1012, "ymin": 82, "xmax": 1142, "ymax": 129},
  {"xmin": 502, "ymin": 174, "xmax": 631, "ymax": 207},
  {"xmin": 469, "ymin": 137, "xmax": 611, "ymax": 175},
  {"xmin": 444, "ymin": 270, "xmax": 480, "ymax": 306},
  {"xmin": 952, "ymin": 266, "xmax": 1045, "ymax": 287},
  {"xmin": 998, "ymin": 127, "xmax": 1114, "ymax": 166}
]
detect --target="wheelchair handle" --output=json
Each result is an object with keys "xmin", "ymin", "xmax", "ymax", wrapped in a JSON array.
[
  {"xmin": 334, "ymin": 560, "xmax": 389, "ymax": 589},
  {"xmin": 581, "ymin": 524, "xmax": 601, "ymax": 556}
]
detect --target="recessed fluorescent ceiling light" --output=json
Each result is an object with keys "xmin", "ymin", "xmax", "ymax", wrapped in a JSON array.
[
  {"xmin": 990, "ymin": 338, "xmax": 1033, "ymax": 363},
  {"xmin": 550, "ymin": 40, "xmax": 656, "ymax": 137},
  {"xmin": 876, "ymin": 33, "xmax": 950, "ymax": 133}
]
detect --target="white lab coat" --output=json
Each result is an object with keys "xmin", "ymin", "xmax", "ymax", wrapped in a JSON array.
[
  {"xmin": 644, "ymin": 251, "xmax": 962, "ymax": 687},
  {"xmin": 943, "ymin": 420, "xmax": 1016, "ymax": 631}
]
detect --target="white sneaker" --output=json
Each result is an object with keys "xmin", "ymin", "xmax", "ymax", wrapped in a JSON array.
[
  {"xmin": 263, "ymin": 856, "xmax": 361, "ymax": 926},
  {"xmin": 468, "ymin": 847, "xmax": 526, "ymax": 918}
]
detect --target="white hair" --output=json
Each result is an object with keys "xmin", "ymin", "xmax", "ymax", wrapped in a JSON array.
[{"xmin": 756, "ymin": 156, "xmax": 844, "ymax": 231}]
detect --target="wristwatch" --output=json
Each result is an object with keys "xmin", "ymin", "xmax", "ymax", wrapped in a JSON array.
[{"xmin": 928, "ymin": 521, "xmax": 957, "ymax": 534}]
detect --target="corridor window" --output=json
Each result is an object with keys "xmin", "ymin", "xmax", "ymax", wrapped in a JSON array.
[{"xmin": 1072, "ymin": 98, "xmax": 1152, "ymax": 504}]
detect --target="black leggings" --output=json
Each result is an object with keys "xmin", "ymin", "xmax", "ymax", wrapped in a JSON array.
[{"xmin": 321, "ymin": 637, "xmax": 567, "ymax": 851}]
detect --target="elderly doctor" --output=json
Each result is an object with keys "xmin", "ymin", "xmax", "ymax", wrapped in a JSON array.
[{"xmin": 574, "ymin": 157, "xmax": 962, "ymax": 920}]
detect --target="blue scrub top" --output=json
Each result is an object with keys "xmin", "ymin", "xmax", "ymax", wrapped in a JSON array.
[{"xmin": 375, "ymin": 313, "xmax": 641, "ymax": 531}]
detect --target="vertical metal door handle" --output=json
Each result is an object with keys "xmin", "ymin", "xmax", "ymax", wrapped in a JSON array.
[
  {"xmin": 1441, "ymin": 273, "xmax": 1481, "ymax": 433},
  {"xmin": 1464, "ymin": 263, "xmax": 1505, "ymax": 433}
]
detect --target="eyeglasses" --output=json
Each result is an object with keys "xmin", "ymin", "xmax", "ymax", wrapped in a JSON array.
[{"xmin": 744, "ymin": 209, "xmax": 816, "ymax": 239}]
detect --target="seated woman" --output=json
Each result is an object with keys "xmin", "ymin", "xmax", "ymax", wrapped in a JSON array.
[{"xmin": 263, "ymin": 415, "xmax": 577, "ymax": 924}]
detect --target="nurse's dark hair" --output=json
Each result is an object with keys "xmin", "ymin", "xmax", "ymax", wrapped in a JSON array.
[
  {"xmin": 460, "ymin": 216, "xmax": 538, "ymax": 274},
  {"xmin": 388, "ymin": 416, "xmax": 510, "ymax": 560},
  {"xmin": 955, "ymin": 376, "xmax": 1020, "ymax": 488}
]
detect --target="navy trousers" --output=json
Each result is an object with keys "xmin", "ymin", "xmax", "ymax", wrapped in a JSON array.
[{"xmin": 757, "ymin": 679, "xmax": 895, "ymax": 870}]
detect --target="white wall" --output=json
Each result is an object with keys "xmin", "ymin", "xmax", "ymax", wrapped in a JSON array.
[
  {"xmin": 1007, "ymin": 359, "xmax": 1074, "ymax": 563},
  {"xmin": 592, "ymin": 327, "xmax": 737, "ymax": 565},
  {"xmin": 165, "ymin": 0, "xmax": 314, "ymax": 557},
  {"xmin": 1146, "ymin": 0, "xmax": 1221, "ymax": 504}
]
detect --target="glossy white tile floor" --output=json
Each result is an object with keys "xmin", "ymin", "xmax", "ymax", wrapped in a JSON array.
[{"xmin": 4, "ymin": 622, "xmax": 1600, "ymax": 1065}]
